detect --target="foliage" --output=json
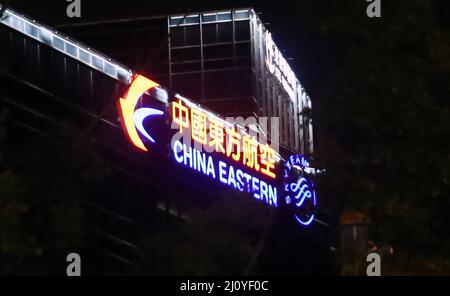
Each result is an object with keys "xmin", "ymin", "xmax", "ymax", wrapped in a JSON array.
[
  {"xmin": 0, "ymin": 126, "xmax": 110, "ymax": 274},
  {"xmin": 296, "ymin": 0, "xmax": 450, "ymax": 274}
]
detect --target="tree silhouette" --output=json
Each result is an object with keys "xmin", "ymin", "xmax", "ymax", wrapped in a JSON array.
[
  {"xmin": 0, "ymin": 123, "xmax": 110, "ymax": 275},
  {"xmin": 296, "ymin": 0, "xmax": 450, "ymax": 274}
]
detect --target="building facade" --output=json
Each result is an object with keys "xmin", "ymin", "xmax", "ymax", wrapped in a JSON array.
[
  {"xmin": 0, "ymin": 5, "xmax": 333, "ymax": 275},
  {"xmin": 59, "ymin": 8, "xmax": 314, "ymax": 155}
]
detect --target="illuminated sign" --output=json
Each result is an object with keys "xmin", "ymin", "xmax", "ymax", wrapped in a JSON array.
[
  {"xmin": 264, "ymin": 31, "xmax": 297, "ymax": 102},
  {"xmin": 170, "ymin": 98, "xmax": 278, "ymax": 179},
  {"xmin": 172, "ymin": 140, "xmax": 278, "ymax": 207},
  {"xmin": 133, "ymin": 107, "xmax": 164, "ymax": 144},
  {"xmin": 118, "ymin": 75, "xmax": 318, "ymax": 226},
  {"xmin": 283, "ymin": 155, "xmax": 317, "ymax": 226},
  {"xmin": 170, "ymin": 97, "xmax": 279, "ymax": 207},
  {"xmin": 118, "ymin": 75, "xmax": 160, "ymax": 151}
]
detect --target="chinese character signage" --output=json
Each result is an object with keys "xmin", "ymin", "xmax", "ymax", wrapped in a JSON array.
[
  {"xmin": 170, "ymin": 97, "xmax": 279, "ymax": 207},
  {"xmin": 118, "ymin": 74, "xmax": 318, "ymax": 226}
]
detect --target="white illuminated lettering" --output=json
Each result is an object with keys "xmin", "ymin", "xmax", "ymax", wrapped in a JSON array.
[
  {"xmin": 197, "ymin": 150, "xmax": 206, "ymax": 175},
  {"xmin": 269, "ymin": 186, "xmax": 278, "ymax": 206},
  {"xmin": 192, "ymin": 147, "xmax": 197, "ymax": 170},
  {"xmin": 252, "ymin": 178, "xmax": 260, "ymax": 200},
  {"xmin": 183, "ymin": 145, "xmax": 193, "ymax": 168},
  {"xmin": 173, "ymin": 140, "xmax": 184, "ymax": 164},
  {"xmin": 227, "ymin": 165, "xmax": 237, "ymax": 189},
  {"xmin": 206, "ymin": 155, "xmax": 216, "ymax": 179},
  {"xmin": 236, "ymin": 169, "xmax": 245, "ymax": 191},
  {"xmin": 260, "ymin": 180, "xmax": 268, "ymax": 203},
  {"xmin": 242, "ymin": 172, "xmax": 252, "ymax": 192},
  {"xmin": 219, "ymin": 161, "xmax": 228, "ymax": 185},
  {"xmin": 171, "ymin": 139, "xmax": 279, "ymax": 208}
]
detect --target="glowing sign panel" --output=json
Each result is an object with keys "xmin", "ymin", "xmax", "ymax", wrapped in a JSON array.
[
  {"xmin": 283, "ymin": 155, "xmax": 317, "ymax": 226},
  {"xmin": 118, "ymin": 75, "xmax": 318, "ymax": 226},
  {"xmin": 264, "ymin": 31, "xmax": 297, "ymax": 102},
  {"xmin": 133, "ymin": 108, "xmax": 164, "ymax": 143},
  {"xmin": 172, "ymin": 140, "xmax": 278, "ymax": 207},
  {"xmin": 171, "ymin": 99, "xmax": 278, "ymax": 179},
  {"xmin": 118, "ymin": 74, "xmax": 159, "ymax": 151},
  {"xmin": 170, "ymin": 98, "xmax": 279, "ymax": 207}
]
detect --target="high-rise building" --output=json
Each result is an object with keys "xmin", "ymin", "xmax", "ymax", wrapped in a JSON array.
[
  {"xmin": 0, "ymin": 5, "xmax": 333, "ymax": 275},
  {"xmin": 59, "ymin": 8, "xmax": 314, "ymax": 155}
]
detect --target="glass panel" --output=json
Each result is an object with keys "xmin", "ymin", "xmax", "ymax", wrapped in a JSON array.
[
  {"xmin": 79, "ymin": 49, "xmax": 90, "ymax": 63},
  {"xmin": 217, "ymin": 11, "xmax": 232, "ymax": 21},
  {"xmin": 202, "ymin": 13, "xmax": 216, "ymax": 23},
  {"xmin": 11, "ymin": 16, "xmax": 24, "ymax": 31},
  {"xmin": 203, "ymin": 44, "xmax": 233, "ymax": 59},
  {"xmin": 104, "ymin": 62, "xmax": 116, "ymax": 77},
  {"xmin": 204, "ymin": 59, "xmax": 233, "ymax": 70},
  {"xmin": 66, "ymin": 42, "xmax": 77, "ymax": 57},
  {"xmin": 234, "ymin": 10, "xmax": 250, "ymax": 20},
  {"xmin": 172, "ymin": 61, "xmax": 201, "ymax": 73},
  {"xmin": 235, "ymin": 21, "xmax": 250, "ymax": 41},
  {"xmin": 185, "ymin": 15, "xmax": 200, "ymax": 24},
  {"xmin": 217, "ymin": 22, "xmax": 232, "ymax": 42},
  {"xmin": 185, "ymin": 25, "xmax": 200, "ymax": 45},
  {"xmin": 169, "ymin": 16, "xmax": 184, "ymax": 26},
  {"xmin": 235, "ymin": 42, "xmax": 251, "ymax": 57},
  {"xmin": 24, "ymin": 22, "xmax": 38, "ymax": 38},
  {"xmin": 170, "ymin": 27, "xmax": 184, "ymax": 47},
  {"xmin": 38, "ymin": 28, "xmax": 52, "ymax": 45},
  {"xmin": 205, "ymin": 70, "xmax": 234, "ymax": 98},
  {"xmin": 172, "ymin": 73, "xmax": 201, "ymax": 99},
  {"xmin": 52, "ymin": 36, "xmax": 65, "ymax": 51},
  {"xmin": 235, "ymin": 68, "xmax": 252, "ymax": 97},
  {"xmin": 202, "ymin": 23, "xmax": 216, "ymax": 44},
  {"xmin": 171, "ymin": 47, "xmax": 201, "ymax": 62},
  {"xmin": 92, "ymin": 55, "xmax": 104, "ymax": 70}
]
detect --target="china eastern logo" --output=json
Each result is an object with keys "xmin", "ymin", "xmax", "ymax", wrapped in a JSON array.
[
  {"xmin": 118, "ymin": 75, "xmax": 318, "ymax": 228},
  {"xmin": 118, "ymin": 75, "xmax": 164, "ymax": 151},
  {"xmin": 283, "ymin": 155, "xmax": 317, "ymax": 226}
]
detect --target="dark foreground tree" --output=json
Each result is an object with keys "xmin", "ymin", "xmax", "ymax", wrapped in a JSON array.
[
  {"xmin": 0, "ymin": 124, "xmax": 110, "ymax": 274},
  {"xmin": 296, "ymin": 0, "xmax": 450, "ymax": 274}
]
